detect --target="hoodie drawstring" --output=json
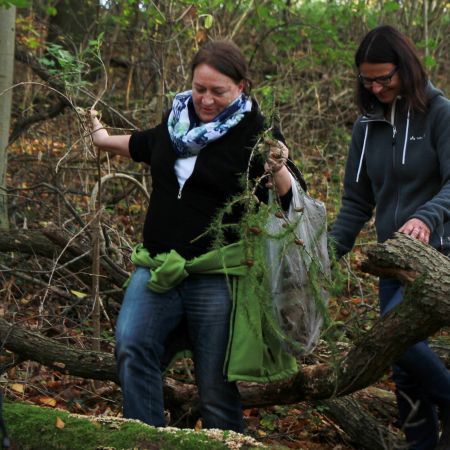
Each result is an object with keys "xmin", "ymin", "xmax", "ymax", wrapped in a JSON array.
[
  {"xmin": 356, "ymin": 105, "xmax": 411, "ymax": 181},
  {"xmin": 356, "ymin": 124, "xmax": 369, "ymax": 182},
  {"xmin": 401, "ymin": 107, "xmax": 410, "ymax": 165}
]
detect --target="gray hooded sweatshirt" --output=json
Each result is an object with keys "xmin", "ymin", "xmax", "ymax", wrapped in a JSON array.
[{"xmin": 331, "ymin": 82, "xmax": 450, "ymax": 258}]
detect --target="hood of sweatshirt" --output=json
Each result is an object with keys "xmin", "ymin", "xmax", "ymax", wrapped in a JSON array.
[
  {"xmin": 354, "ymin": 82, "xmax": 443, "ymax": 183},
  {"xmin": 330, "ymin": 80, "xmax": 450, "ymax": 258}
]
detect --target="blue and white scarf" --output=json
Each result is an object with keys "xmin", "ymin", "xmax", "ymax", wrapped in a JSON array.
[{"xmin": 167, "ymin": 90, "xmax": 253, "ymax": 158}]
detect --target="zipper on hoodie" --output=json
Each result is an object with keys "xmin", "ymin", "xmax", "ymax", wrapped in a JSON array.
[
  {"xmin": 390, "ymin": 100, "xmax": 402, "ymax": 230},
  {"xmin": 393, "ymin": 131, "xmax": 401, "ymax": 229},
  {"xmin": 392, "ymin": 125, "xmax": 397, "ymax": 165},
  {"xmin": 358, "ymin": 99, "xmax": 410, "ymax": 230},
  {"xmin": 390, "ymin": 100, "xmax": 397, "ymax": 166},
  {"xmin": 175, "ymin": 156, "xmax": 198, "ymax": 199}
]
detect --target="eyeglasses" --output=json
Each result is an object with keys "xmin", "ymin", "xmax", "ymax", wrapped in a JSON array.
[{"xmin": 358, "ymin": 67, "xmax": 399, "ymax": 87}]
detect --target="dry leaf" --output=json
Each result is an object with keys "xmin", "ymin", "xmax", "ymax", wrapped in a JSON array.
[
  {"xmin": 39, "ymin": 397, "xmax": 57, "ymax": 407},
  {"xmin": 194, "ymin": 418, "xmax": 203, "ymax": 431},
  {"xmin": 10, "ymin": 383, "xmax": 24, "ymax": 393},
  {"xmin": 195, "ymin": 29, "xmax": 208, "ymax": 44},
  {"xmin": 55, "ymin": 417, "xmax": 65, "ymax": 429}
]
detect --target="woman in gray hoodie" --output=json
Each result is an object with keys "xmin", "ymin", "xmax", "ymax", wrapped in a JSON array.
[{"xmin": 331, "ymin": 25, "xmax": 450, "ymax": 449}]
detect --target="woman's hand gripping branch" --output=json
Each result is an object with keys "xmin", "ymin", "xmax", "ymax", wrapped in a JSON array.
[
  {"xmin": 264, "ymin": 138, "xmax": 292, "ymax": 196},
  {"xmin": 90, "ymin": 109, "xmax": 132, "ymax": 158}
]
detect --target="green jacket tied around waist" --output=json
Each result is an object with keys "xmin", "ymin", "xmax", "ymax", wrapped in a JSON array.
[{"xmin": 129, "ymin": 242, "xmax": 298, "ymax": 383}]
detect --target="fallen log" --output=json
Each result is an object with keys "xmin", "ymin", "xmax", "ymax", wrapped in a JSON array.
[
  {"xmin": 4, "ymin": 401, "xmax": 261, "ymax": 450},
  {"xmin": 317, "ymin": 396, "xmax": 401, "ymax": 450}
]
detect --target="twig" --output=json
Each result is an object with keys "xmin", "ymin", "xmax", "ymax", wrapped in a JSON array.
[
  {"xmin": 3, "ymin": 182, "xmax": 86, "ymax": 230},
  {"xmin": 0, "ymin": 264, "xmax": 74, "ymax": 301}
]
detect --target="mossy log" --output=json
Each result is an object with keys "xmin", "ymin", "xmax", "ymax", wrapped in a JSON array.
[{"xmin": 3, "ymin": 401, "xmax": 262, "ymax": 450}]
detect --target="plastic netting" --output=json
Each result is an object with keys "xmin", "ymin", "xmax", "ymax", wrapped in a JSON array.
[{"xmin": 266, "ymin": 171, "xmax": 330, "ymax": 356}]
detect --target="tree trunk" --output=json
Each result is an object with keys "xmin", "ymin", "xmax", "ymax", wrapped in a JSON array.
[
  {"xmin": 0, "ymin": 5, "xmax": 15, "ymax": 230},
  {"xmin": 318, "ymin": 396, "xmax": 400, "ymax": 450}
]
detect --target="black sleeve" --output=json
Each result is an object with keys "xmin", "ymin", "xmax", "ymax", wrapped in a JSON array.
[{"xmin": 129, "ymin": 120, "xmax": 167, "ymax": 165}]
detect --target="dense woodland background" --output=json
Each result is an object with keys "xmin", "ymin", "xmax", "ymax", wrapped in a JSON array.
[{"xmin": 0, "ymin": 1, "xmax": 450, "ymax": 449}]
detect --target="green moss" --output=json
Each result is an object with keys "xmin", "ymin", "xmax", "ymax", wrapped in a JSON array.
[{"xmin": 3, "ymin": 401, "xmax": 241, "ymax": 450}]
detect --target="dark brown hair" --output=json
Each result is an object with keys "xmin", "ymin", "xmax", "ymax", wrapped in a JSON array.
[
  {"xmin": 191, "ymin": 40, "xmax": 252, "ymax": 94},
  {"xmin": 355, "ymin": 25, "xmax": 428, "ymax": 114}
]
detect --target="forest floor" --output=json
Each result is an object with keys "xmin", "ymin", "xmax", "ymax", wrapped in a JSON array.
[{"xmin": 3, "ymin": 363, "xmax": 372, "ymax": 449}]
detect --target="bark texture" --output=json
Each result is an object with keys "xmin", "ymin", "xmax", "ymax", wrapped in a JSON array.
[
  {"xmin": 0, "ymin": 5, "xmax": 16, "ymax": 229},
  {"xmin": 318, "ymin": 397, "xmax": 400, "ymax": 450}
]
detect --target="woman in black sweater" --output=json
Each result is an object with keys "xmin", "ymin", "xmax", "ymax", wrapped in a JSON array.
[{"xmin": 91, "ymin": 40, "xmax": 293, "ymax": 432}]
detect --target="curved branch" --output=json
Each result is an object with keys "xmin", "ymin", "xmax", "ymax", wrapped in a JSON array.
[
  {"xmin": 0, "ymin": 228, "xmax": 128, "ymax": 288},
  {"xmin": 89, "ymin": 173, "xmax": 150, "ymax": 210},
  {"xmin": 9, "ymin": 99, "xmax": 69, "ymax": 145},
  {"xmin": 13, "ymin": 45, "xmax": 137, "ymax": 142}
]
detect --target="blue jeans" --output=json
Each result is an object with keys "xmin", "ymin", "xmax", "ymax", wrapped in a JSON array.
[
  {"xmin": 115, "ymin": 266, "xmax": 243, "ymax": 432},
  {"xmin": 379, "ymin": 278, "xmax": 450, "ymax": 449}
]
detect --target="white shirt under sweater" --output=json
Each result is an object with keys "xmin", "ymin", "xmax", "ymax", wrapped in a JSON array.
[{"xmin": 174, "ymin": 155, "xmax": 197, "ymax": 189}]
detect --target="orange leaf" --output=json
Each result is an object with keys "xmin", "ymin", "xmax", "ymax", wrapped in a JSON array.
[
  {"xmin": 195, "ymin": 29, "xmax": 208, "ymax": 44},
  {"xmin": 194, "ymin": 418, "xmax": 203, "ymax": 431},
  {"xmin": 55, "ymin": 417, "xmax": 65, "ymax": 429}
]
